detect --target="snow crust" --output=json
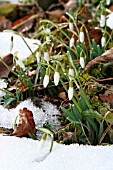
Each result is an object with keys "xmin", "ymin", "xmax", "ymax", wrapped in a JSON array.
[{"xmin": 0, "ymin": 135, "xmax": 113, "ymax": 170}]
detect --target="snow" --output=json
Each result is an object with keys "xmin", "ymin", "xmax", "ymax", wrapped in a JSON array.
[
  {"xmin": 0, "ymin": 30, "xmax": 113, "ymax": 170},
  {"xmin": 0, "ymin": 32, "xmax": 41, "ymax": 61},
  {"xmin": 0, "ymin": 135, "xmax": 113, "ymax": 170}
]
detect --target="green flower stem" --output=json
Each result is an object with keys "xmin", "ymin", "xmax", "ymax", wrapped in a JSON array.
[
  {"xmin": 60, "ymin": 78, "xmax": 82, "ymax": 113},
  {"xmin": 66, "ymin": 12, "xmax": 79, "ymax": 34},
  {"xmin": 104, "ymin": 29, "xmax": 113, "ymax": 50},
  {"xmin": 40, "ymin": 19, "xmax": 70, "ymax": 40},
  {"xmin": 78, "ymin": 21, "xmax": 92, "ymax": 49},
  {"xmin": 37, "ymin": 127, "xmax": 54, "ymax": 152}
]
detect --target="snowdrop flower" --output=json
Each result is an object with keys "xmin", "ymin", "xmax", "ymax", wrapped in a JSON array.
[
  {"xmin": 100, "ymin": 14, "xmax": 106, "ymax": 27},
  {"xmin": 106, "ymin": 12, "xmax": 113, "ymax": 29},
  {"xmin": 80, "ymin": 52, "xmax": 85, "ymax": 68},
  {"xmin": 54, "ymin": 72, "xmax": 60, "ymax": 86},
  {"xmin": 46, "ymin": 36, "xmax": 50, "ymax": 44},
  {"xmin": 69, "ymin": 22, "xmax": 74, "ymax": 31},
  {"xmin": 106, "ymin": 0, "xmax": 110, "ymax": 5},
  {"xmin": 0, "ymin": 79, "xmax": 7, "ymax": 99},
  {"xmin": 68, "ymin": 80, "xmax": 74, "ymax": 100},
  {"xmin": 38, "ymin": 133, "xmax": 47, "ymax": 152},
  {"xmin": 68, "ymin": 68, "xmax": 74, "ymax": 80},
  {"xmin": 44, "ymin": 52, "xmax": 49, "ymax": 63},
  {"xmin": 45, "ymin": 28, "xmax": 51, "ymax": 35},
  {"xmin": 101, "ymin": 36, "xmax": 106, "ymax": 47},
  {"xmin": 16, "ymin": 60, "xmax": 25, "ymax": 69},
  {"xmin": 36, "ymin": 51, "xmax": 41, "ymax": 62},
  {"xmin": 79, "ymin": 27, "xmax": 84, "ymax": 43},
  {"xmin": 54, "ymin": 64, "xmax": 60, "ymax": 86},
  {"xmin": 69, "ymin": 36, "xmax": 75, "ymax": 47},
  {"xmin": 43, "ymin": 68, "xmax": 49, "ymax": 88}
]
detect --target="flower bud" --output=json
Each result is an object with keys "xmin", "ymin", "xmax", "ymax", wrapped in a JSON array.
[
  {"xmin": 38, "ymin": 133, "xmax": 47, "ymax": 152},
  {"xmin": 106, "ymin": 0, "xmax": 110, "ymax": 5},
  {"xmin": 106, "ymin": 12, "xmax": 113, "ymax": 30},
  {"xmin": 79, "ymin": 27, "xmax": 84, "ymax": 43},
  {"xmin": 68, "ymin": 68, "xmax": 74, "ymax": 79},
  {"xmin": 43, "ymin": 68, "xmax": 49, "ymax": 88},
  {"xmin": 80, "ymin": 52, "xmax": 85, "ymax": 68},
  {"xmin": 68, "ymin": 80, "xmax": 74, "ymax": 100},
  {"xmin": 100, "ymin": 14, "xmax": 106, "ymax": 27},
  {"xmin": 44, "ymin": 52, "xmax": 49, "ymax": 63},
  {"xmin": 69, "ymin": 37, "xmax": 75, "ymax": 47},
  {"xmin": 101, "ymin": 36, "xmax": 106, "ymax": 47},
  {"xmin": 54, "ymin": 64, "xmax": 60, "ymax": 85},
  {"xmin": 69, "ymin": 22, "xmax": 74, "ymax": 31},
  {"xmin": 36, "ymin": 51, "xmax": 41, "ymax": 62}
]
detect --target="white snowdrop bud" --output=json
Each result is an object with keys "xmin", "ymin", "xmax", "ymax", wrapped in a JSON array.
[
  {"xmin": 69, "ymin": 22, "xmax": 74, "ymax": 31},
  {"xmin": 46, "ymin": 36, "xmax": 50, "ymax": 44},
  {"xmin": 68, "ymin": 68, "xmax": 74, "ymax": 79},
  {"xmin": 43, "ymin": 68, "xmax": 49, "ymax": 88},
  {"xmin": 106, "ymin": 0, "xmax": 110, "ymax": 5},
  {"xmin": 68, "ymin": 80, "xmax": 74, "ymax": 100},
  {"xmin": 101, "ymin": 36, "xmax": 106, "ymax": 47},
  {"xmin": 54, "ymin": 64, "xmax": 60, "ymax": 86},
  {"xmin": 106, "ymin": 12, "xmax": 113, "ymax": 30},
  {"xmin": 80, "ymin": 52, "xmax": 85, "ymax": 68},
  {"xmin": 79, "ymin": 27, "xmax": 84, "ymax": 43},
  {"xmin": 69, "ymin": 37, "xmax": 75, "ymax": 47},
  {"xmin": 100, "ymin": 14, "xmax": 106, "ymax": 27},
  {"xmin": 54, "ymin": 72, "xmax": 60, "ymax": 86},
  {"xmin": 44, "ymin": 52, "xmax": 49, "ymax": 63},
  {"xmin": 38, "ymin": 133, "xmax": 47, "ymax": 152},
  {"xmin": 36, "ymin": 51, "xmax": 41, "ymax": 62}
]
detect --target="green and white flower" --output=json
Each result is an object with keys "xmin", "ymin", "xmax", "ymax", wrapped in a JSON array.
[{"xmin": 68, "ymin": 80, "xmax": 74, "ymax": 100}]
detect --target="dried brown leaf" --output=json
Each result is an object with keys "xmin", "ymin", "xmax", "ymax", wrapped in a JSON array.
[
  {"xmin": 85, "ymin": 47, "xmax": 113, "ymax": 72},
  {"xmin": 0, "ymin": 53, "xmax": 13, "ymax": 78},
  {"xmin": 11, "ymin": 107, "xmax": 36, "ymax": 137}
]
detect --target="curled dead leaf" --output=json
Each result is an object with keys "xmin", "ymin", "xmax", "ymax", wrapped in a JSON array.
[
  {"xmin": 11, "ymin": 107, "xmax": 36, "ymax": 137},
  {"xmin": 85, "ymin": 47, "xmax": 113, "ymax": 72}
]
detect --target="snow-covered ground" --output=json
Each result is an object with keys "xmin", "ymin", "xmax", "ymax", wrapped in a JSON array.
[{"xmin": 0, "ymin": 32, "xmax": 113, "ymax": 170}]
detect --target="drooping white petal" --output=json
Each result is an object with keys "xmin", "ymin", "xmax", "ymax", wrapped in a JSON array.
[
  {"xmin": 68, "ymin": 87, "xmax": 74, "ymax": 100},
  {"xmin": 36, "ymin": 51, "xmax": 41, "ymax": 62},
  {"xmin": 44, "ymin": 52, "xmax": 49, "ymax": 63},
  {"xmin": 100, "ymin": 15, "xmax": 106, "ymax": 27},
  {"xmin": 80, "ymin": 57, "xmax": 85, "ymax": 68},
  {"xmin": 69, "ymin": 37, "xmax": 74, "ymax": 47},
  {"xmin": 101, "ymin": 37, "xmax": 106, "ymax": 47},
  {"xmin": 68, "ymin": 68, "xmax": 74, "ymax": 79},
  {"xmin": 54, "ymin": 72, "xmax": 60, "ymax": 86},
  {"xmin": 37, "ymin": 139, "xmax": 46, "ymax": 152},
  {"xmin": 69, "ymin": 22, "xmax": 74, "ymax": 31},
  {"xmin": 79, "ymin": 31, "xmax": 84, "ymax": 43},
  {"xmin": 106, "ymin": 12, "xmax": 113, "ymax": 29},
  {"xmin": 106, "ymin": 0, "xmax": 110, "ymax": 5},
  {"xmin": 43, "ymin": 75, "xmax": 49, "ymax": 88}
]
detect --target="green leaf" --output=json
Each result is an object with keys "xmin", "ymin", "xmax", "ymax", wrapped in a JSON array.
[
  {"xmin": 3, "ymin": 97, "xmax": 16, "ymax": 108},
  {"xmin": 98, "ymin": 121, "xmax": 104, "ymax": 142},
  {"xmin": 80, "ymin": 94, "xmax": 88, "ymax": 111},
  {"xmin": 61, "ymin": 107, "xmax": 76, "ymax": 122},
  {"xmin": 35, "ymin": 64, "xmax": 41, "ymax": 84},
  {"xmin": 70, "ymin": 104, "xmax": 82, "ymax": 121},
  {"xmin": 104, "ymin": 111, "xmax": 113, "ymax": 124}
]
